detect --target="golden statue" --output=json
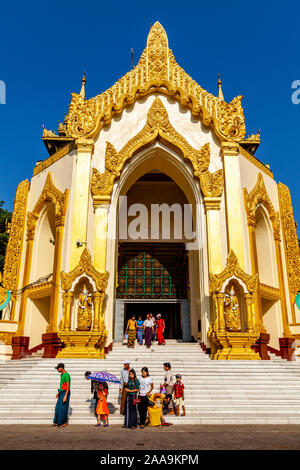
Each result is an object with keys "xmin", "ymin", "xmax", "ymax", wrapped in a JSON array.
[
  {"xmin": 224, "ymin": 284, "xmax": 241, "ymax": 331},
  {"xmin": 76, "ymin": 285, "xmax": 93, "ymax": 331}
]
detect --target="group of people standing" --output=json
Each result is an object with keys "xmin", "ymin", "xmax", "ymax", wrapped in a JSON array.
[
  {"xmin": 119, "ymin": 360, "xmax": 186, "ymax": 429},
  {"xmin": 125, "ymin": 313, "xmax": 166, "ymax": 348},
  {"xmin": 52, "ymin": 360, "xmax": 186, "ymax": 429}
]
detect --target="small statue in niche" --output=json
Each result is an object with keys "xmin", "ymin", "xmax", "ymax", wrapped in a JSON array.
[
  {"xmin": 224, "ymin": 284, "xmax": 242, "ymax": 332},
  {"xmin": 76, "ymin": 284, "xmax": 93, "ymax": 331}
]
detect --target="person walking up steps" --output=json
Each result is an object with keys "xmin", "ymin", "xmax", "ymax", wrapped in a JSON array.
[{"xmin": 173, "ymin": 374, "xmax": 186, "ymax": 417}]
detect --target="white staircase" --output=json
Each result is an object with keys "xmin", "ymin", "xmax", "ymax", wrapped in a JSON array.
[{"xmin": 1, "ymin": 340, "xmax": 300, "ymax": 424}]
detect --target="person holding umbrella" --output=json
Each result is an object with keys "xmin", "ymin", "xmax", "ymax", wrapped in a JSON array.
[
  {"xmin": 95, "ymin": 382, "xmax": 109, "ymax": 427},
  {"xmin": 84, "ymin": 371, "xmax": 108, "ymax": 417},
  {"xmin": 86, "ymin": 371, "xmax": 121, "ymax": 425},
  {"xmin": 53, "ymin": 363, "xmax": 71, "ymax": 428}
]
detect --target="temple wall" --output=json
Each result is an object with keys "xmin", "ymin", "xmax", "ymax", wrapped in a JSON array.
[{"xmin": 239, "ymin": 153, "xmax": 293, "ymax": 332}]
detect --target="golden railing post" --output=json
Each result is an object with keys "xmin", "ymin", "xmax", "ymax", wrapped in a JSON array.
[
  {"xmin": 216, "ymin": 293, "xmax": 226, "ymax": 333},
  {"xmin": 62, "ymin": 292, "xmax": 73, "ymax": 331},
  {"xmin": 244, "ymin": 293, "xmax": 254, "ymax": 332}
]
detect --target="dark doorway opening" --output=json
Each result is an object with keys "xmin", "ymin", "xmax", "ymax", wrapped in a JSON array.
[{"xmin": 124, "ymin": 303, "xmax": 182, "ymax": 339}]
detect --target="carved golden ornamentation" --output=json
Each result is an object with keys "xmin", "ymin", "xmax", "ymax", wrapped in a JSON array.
[
  {"xmin": 27, "ymin": 173, "xmax": 69, "ymax": 240},
  {"xmin": 243, "ymin": 172, "xmax": 280, "ymax": 239},
  {"xmin": 91, "ymin": 97, "xmax": 223, "ymax": 198},
  {"xmin": 42, "ymin": 125, "xmax": 58, "ymax": 138},
  {"xmin": 278, "ymin": 183, "xmax": 300, "ymax": 305},
  {"xmin": 2, "ymin": 180, "xmax": 29, "ymax": 293},
  {"xmin": 243, "ymin": 130, "xmax": 261, "ymax": 144},
  {"xmin": 60, "ymin": 248, "xmax": 109, "ymax": 292},
  {"xmin": 33, "ymin": 143, "xmax": 75, "ymax": 176},
  {"xmin": 199, "ymin": 170, "xmax": 224, "ymax": 198},
  {"xmin": 64, "ymin": 22, "xmax": 246, "ymax": 142},
  {"xmin": 209, "ymin": 250, "xmax": 258, "ymax": 294},
  {"xmin": 0, "ymin": 332, "xmax": 13, "ymax": 345}
]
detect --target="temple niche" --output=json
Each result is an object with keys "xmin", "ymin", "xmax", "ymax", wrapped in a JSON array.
[{"xmin": 0, "ymin": 21, "xmax": 299, "ymax": 361}]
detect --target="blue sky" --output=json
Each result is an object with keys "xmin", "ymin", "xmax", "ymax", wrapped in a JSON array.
[{"xmin": 0, "ymin": 0, "xmax": 299, "ymax": 234}]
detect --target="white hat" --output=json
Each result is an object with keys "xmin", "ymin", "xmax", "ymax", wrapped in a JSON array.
[{"xmin": 124, "ymin": 359, "xmax": 130, "ymax": 364}]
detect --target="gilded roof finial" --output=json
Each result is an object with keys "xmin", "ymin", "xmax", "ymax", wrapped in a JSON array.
[
  {"xmin": 80, "ymin": 72, "xmax": 86, "ymax": 99},
  {"xmin": 217, "ymin": 73, "xmax": 224, "ymax": 100}
]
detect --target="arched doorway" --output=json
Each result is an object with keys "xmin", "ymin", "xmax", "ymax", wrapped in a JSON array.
[
  {"xmin": 255, "ymin": 206, "xmax": 282, "ymax": 349},
  {"xmin": 25, "ymin": 202, "xmax": 56, "ymax": 348},
  {"xmin": 104, "ymin": 143, "xmax": 209, "ymax": 346}
]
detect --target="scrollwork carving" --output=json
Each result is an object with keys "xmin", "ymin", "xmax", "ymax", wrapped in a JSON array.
[
  {"xmin": 91, "ymin": 97, "xmax": 212, "ymax": 198},
  {"xmin": 209, "ymin": 250, "xmax": 258, "ymax": 294},
  {"xmin": 60, "ymin": 248, "xmax": 109, "ymax": 293},
  {"xmin": 2, "ymin": 180, "xmax": 29, "ymax": 293},
  {"xmin": 278, "ymin": 183, "xmax": 300, "ymax": 305},
  {"xmin": 244, "ymin": 172, "xmax": 280, "ymax": 239},
  {"xmin": 199, "ymin": 169, "xmax": 224, "ymax": 198}
]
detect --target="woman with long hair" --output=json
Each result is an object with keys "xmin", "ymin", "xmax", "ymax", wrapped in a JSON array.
[{"xmin": 124, "ymin": 369, "xmax": 140, "ymax": 429}]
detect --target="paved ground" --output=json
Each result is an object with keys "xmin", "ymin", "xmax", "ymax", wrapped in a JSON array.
[{"xmin": 0, "ymin": 424, "xmax": 300, "ymax": 450}]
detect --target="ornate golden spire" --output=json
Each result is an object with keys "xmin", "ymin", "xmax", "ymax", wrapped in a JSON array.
[
  {"xmin": 217, "ymin": 73, "xmax": 224, "ymax": 100},
  {"xmin": 146, "ymin": 22, "xmax": 169, "ymax": 81},
  {"xmin": 80, "ymin": 72, "xmax": 86, "ymax": 98}
]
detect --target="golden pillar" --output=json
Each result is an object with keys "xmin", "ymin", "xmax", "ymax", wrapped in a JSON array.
[
  {"xmin": 17, "ymin": 230, "xmax": 35, "ymax": 336},
  {"xmin": 216, "ymin": 292, "xmax": 226, "ymax": 333},
  {"xmin": 93, "ymin": 197, "xmax": 111, "ymax": 272},
  {"xmin": 204, "ymin": 197, "xmax": 223, "ymax": 274},
  {"xmin": 221, "ymin": 142, "xmax": 246, "ymax": 269},
  {"xmin": 244, "ymin": 293, "xmax": 254, "ymax": 332},
  {"xmin": 70, "ymin": 138, "xmax": 94, "ymax": 270},
  {"xmin": 62, "ymin": 291, "xmax": 74, "ymax": 331},
  {"xmin": 92, "ymin": 291, "xmax": 105, "ymax": 332}
]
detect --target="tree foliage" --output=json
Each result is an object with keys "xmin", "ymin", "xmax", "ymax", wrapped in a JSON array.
[{"xmin": 0, "ymin": 201, "xmax": 12, "ymax": 273}]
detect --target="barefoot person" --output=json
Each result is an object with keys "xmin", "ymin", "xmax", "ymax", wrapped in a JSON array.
[
  {"xmin": 53, "ymin": 363, "xmax": 71, "ymax": 427},
  {"xmin": 124, "ymin": 369, "xmax": 140, "ymax": 429},
  {"xmin": 161, "ymin": 363, "xmax": 174, "ymax": 414},
  {"xmin": 125, "ymin": 315, "xmax": 137, "ymax": 349},
  {"xmin": 156, "ymin": 314, "xmax": 166, "ymax": 345},
  {"xmin": 138, "ymin": 367, "xmax": 153, "ymax": 428},
  {"xmin": 119, "ymin": 360, "xmax": 131, "ymax": 415},
  {"xmin": 95, "ymin": 383, "xmax": 109, "ymax": 427},
  {"xmin": 143, "ymin": 314, "xmax": 153, "ymax": 349}
]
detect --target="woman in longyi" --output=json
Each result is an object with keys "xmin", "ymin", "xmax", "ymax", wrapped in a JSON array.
[{"xmin": 95, "ymin": 383, "xmax": 109, "ymax": 427}]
